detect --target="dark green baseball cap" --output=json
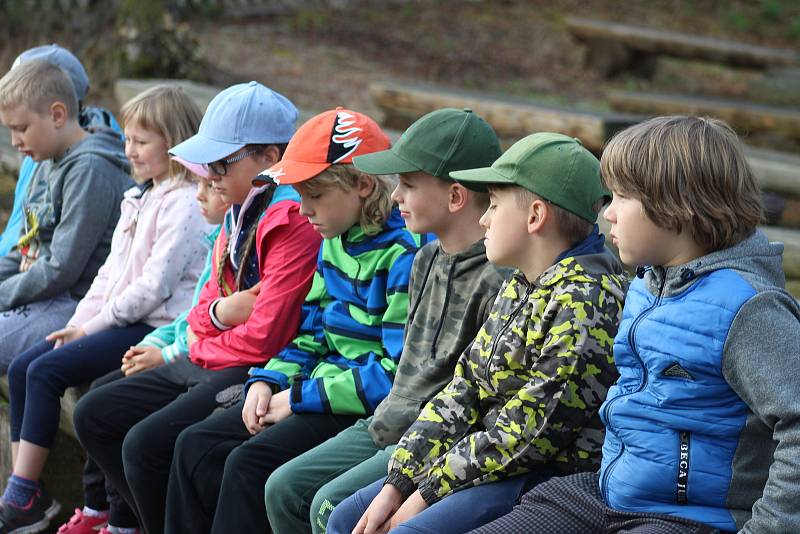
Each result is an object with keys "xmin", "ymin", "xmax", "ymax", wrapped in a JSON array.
[
  {"xmin": 450, "ymin": 132, "xmax": 609, "ymax": 223},
  {"xmin": 352, "ymin": 108, "xmax": 501, "ymax": 180}
]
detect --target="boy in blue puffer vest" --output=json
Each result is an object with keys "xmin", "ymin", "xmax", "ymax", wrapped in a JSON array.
[{"xmin": 471, "ymin": 116, "xmax": 800, "ymax": 534}]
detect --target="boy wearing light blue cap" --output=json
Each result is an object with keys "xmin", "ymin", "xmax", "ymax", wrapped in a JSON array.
[{"xmin": 73, "ymin": 82, "xmax": 322, "ymax": 534}]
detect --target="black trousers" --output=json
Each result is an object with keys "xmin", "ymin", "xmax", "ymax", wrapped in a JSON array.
[
  {"xmin": 82, "ymin": 369, "xmax": 138, "ymax": 528},
  {"xmin": 164, "ymin": 399, "xmax": 360, "ymax": 534},
  {"xmin": 72, "ymin": 358, "xmax": 249, "ymax": 534}
]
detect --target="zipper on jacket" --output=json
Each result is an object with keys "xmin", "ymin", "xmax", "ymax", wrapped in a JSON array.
[
  {"xmin": 430, "ymin": 260, "xmax": 457, "ymax": 360},
  {"xmin": 600, "ymin": 272, "xmax": 667, "ymax": 502},
  {"xmin": 485, "ymin": 279, "xmax": 533, "ymax": 384}
]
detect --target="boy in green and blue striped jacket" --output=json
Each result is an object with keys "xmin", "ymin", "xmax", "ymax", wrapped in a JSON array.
[{"xmin": 163, "ymin": 108, "xmax": 427, "ymax": 534}]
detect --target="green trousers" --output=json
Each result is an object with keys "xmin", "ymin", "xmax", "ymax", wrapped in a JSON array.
[{"xmin": 264, "ymin": 417, "xmax": 395, "ymax": 534}]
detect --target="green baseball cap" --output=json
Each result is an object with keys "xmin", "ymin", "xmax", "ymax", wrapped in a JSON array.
[
  {"xmin": 450, "ymin": 132, "xmax": 609, "ymax": 223},
  {"xmin": 352, "ymin": 108, "xmax": 501, "ymax": 180}
]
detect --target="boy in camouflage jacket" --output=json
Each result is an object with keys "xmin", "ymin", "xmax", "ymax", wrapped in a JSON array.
[
  {"xmin": 329, "ymin": 133, "xmax": 628, "ymax": 534},
  {"xmin": 264, "ymin": 108, "xmax": 510, "ymax": 534}
]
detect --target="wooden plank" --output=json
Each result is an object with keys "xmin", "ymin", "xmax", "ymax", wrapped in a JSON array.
[
  {"xmin": 745, "ymin": 147, "xmax": 800, "ymax": 197},
  {"xmin": 607, "ymin": 90, "xmax": 800, "ymax": 140},
  {"xmin": 566, "ymin": 17, "xmax": 799, "ymax": 69},
  {"xmin": 115, "ymin": 78, "xmax": 223, "ymax": 112},
  {"xmin": 115, "ymin": 78, "xmax": 321, "ymax": 126},
  {"xmin": 370, "ymin": 81, "xmax": 644, "ymax": 152}
]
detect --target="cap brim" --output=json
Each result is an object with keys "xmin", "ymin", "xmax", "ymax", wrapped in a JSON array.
[
  {"xmin": 169, "ymin": 133, "xmax": 246, "ymax": 165},
  {"xmin": 449, "ymin": 167, "xmax": 516, "ymax": 192},
  {"xmin": 254, "ymin": 159, "xmax": 332, "ymax": 186},
  {"xmin": 353, "ymin": 149, "xmax": 421, "ymax": 175},
  {"xmin": 171, "ymin": 155, "xmax": 208, "ymax": 179}
]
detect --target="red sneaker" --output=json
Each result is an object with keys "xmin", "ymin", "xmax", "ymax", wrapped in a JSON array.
[{"xmin": 56, "ymin": 508, "xmax": 108, "ymax": 534}]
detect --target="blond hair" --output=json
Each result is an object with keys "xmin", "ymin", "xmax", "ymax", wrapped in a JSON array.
[
  {"xmin": 490, "ymin": 184, "xmax": 602, "ymax": 245},
  {"xmin": 0, "ymin": 59, "xmax": 78, "ymax": 118},
  {"xmin": 121, "ymin": 85, "xmax": 202, "ymax": 182},
  {"xmin": 601, "ymin": 116, "xmax": 762, "ymax": 252},
  {"xmin": 303, "ymin": 164, "xmax": 396, "ymax": 235}
]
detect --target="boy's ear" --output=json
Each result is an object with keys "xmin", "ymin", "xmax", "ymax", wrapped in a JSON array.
[
  {"xmin": 356, "ymin": 174, "xmax": 376, "ymax": 199},
  {"xmin": 448, "ymin": 183, "xmax": 469, "ymax": 213},
  {"xmin": 527, "ymin": 198, "xmax": 549, "ymax": 235},
  {"xmin": 48, "ymin": 101, "xmax": 69, "ymax": 128},
  {"xmin": 258, "ymin": 145, "xmax": 283, "ymax": 167}
]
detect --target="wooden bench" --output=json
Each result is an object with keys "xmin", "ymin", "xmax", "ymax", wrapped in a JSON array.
[
  {"xmin": 370, "ymin": 81, "xmax": 644, "ymax": 153},
  {"xmin": 607, "ymin": 90, "xmax": 800, "ymax": 141},
  {"xmin": 566, "ymin": 17, "xmax": 799, "ymax": 77}
]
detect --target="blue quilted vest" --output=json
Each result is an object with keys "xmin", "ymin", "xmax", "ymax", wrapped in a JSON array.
[{"xmin": 599, "ymin": 268, "xmax": 756, "ymax": 532}]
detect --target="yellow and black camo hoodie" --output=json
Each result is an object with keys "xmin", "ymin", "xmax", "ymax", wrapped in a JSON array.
[{"xmin": 385, "ymin": 249, "xmax": 628, "ymax": 505}]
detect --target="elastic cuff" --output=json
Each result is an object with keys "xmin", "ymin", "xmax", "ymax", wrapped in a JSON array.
[
  {"xmin": 290, "ymin": 380, "xmax": 303, "ymax": 405},
  {"xmin": 384, "ymin": 470, "xmax": 417, "ymax": 501},
  {"xmin": 417, "ymin": 479, "xmax": 441, "ymax": 506},
  {"xmin": 208, "ymin": 298, "xmax": 232, "ymax": 331}
]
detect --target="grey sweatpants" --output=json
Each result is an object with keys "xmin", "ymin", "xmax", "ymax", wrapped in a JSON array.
[{"xmin": 0, "ymin": 292, "xmax": 78, "ymax": 375}]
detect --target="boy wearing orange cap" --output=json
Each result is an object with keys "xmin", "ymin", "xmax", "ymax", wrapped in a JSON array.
[{"xmin": 163, "ymin": 108, "xmax": 428, "ymax": 534}]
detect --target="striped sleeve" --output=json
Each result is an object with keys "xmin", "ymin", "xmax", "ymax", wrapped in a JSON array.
[
  {"xmin": 289, "ymin": 245, "xmax": 417, "ymax": 415},
  {"xmin": 246, "ymin": 250, "xmax": 331, "ymax": 391}
]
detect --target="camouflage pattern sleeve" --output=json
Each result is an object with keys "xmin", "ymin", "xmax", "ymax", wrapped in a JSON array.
[
  {"xmin": 384, "ymin": 354, "xmax": 482, "ymax": 496},
  {"xmin": 413, "ymin": 279, "xmax": 622, "ymax": 504}
]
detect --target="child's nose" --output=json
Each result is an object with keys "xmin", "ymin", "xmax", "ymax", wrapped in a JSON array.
[
  {"xmin": 479, "ymin": 210, "xmax": 490, "ymax": 229},
  {"xmin": 390, "ymin": 185, "xmax": 402, "ymax": 203},
  {"xmin": 603, "ymin": 203, "xmax": 616, "ymax": 223}
]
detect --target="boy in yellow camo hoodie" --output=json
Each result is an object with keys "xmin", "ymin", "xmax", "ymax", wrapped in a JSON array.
[{"xmin": 328, "ymin": 133, "xmax": 629, "ymax": 534}]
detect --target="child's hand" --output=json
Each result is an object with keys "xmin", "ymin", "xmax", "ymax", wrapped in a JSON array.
[
  {"xmin": 242, "ymin": 380, "xmax": 272, "ymax": 435},
  {"xmin": 19, "ymin": 249, "xmax": 39, "ymax": 272},
  {"xmin": 261, "ymin": 389, "xmax": 292, "ymax": 425},
  {"xmin": 121, "ymin": 345, "xmax": 164, "ymax": 376},
  {"xmin": 352, "ymin": 484, "xmax": 404, "ymax": 534},
  {"xmin": 46, "ymin": 326, "xmax": 86, "ymax": 349},
  {"xmin": 216, "ymin": 282, "xmax": 262, "ymax": 326},
  {"xmin": 388, "ymin": 490, "xmax": 427, "ymax": 530}
]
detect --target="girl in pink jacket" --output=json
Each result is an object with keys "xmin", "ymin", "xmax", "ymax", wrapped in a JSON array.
[{"xmin": 1, "ymin": 85, "xmax": 211, "ymax": 531}]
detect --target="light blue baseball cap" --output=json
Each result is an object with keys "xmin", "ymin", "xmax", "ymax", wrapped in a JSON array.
[
  {"xmin": 14, "ymin": 44, "xmax": 89, "ymax": 102},
  {"xmin": 170, "ymin": 81, "xmax": 298, "ymax": 164}
]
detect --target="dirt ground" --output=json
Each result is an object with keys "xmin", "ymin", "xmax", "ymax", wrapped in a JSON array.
[
  {"xmin": 189, "ymin": 0, "xmax": 800, "ymax": 118},
  {"xmin": 2, "ymin": 0, "xmax": 800, "ymax": 225}
]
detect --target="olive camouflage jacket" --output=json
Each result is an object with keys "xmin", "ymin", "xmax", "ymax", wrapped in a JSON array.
[{"xmin": 385, "ymin": 249, "xmax": 628, "ymax": 505}]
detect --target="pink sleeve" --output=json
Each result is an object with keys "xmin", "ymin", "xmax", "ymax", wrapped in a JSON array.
[{"xmin": 189, "ymin": 203, "xmax": 322, "ymax": 370}]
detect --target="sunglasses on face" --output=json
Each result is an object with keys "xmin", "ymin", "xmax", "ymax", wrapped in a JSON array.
[{"xmin": 203, "ymin": 147, "xmax": 259, "ymax": 176}]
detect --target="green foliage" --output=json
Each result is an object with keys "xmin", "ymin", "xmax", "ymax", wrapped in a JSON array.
[
  {"xmin": 724, "ymin": 10, "xmax": 750, "ymax": 33},
  {"xmin": 758, "ymin": 0, "xmax": 784, "ymax": 21}
]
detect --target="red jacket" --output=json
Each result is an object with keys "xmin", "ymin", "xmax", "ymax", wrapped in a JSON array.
[{"xmin": 187, "ymin": 194, "xmax": 321, "ymax": 369}]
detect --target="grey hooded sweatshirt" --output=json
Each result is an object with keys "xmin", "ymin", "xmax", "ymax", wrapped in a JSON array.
[
  {"xmin": 0, "ymin": 128, "xmax": 131, "ymax": 311},
  {"xmin": 368, "ymin": 239, "xmax": 511, "ymax": 447},
  {"xmin": 635, "ymin": 230, "xmax": 800, "ymax": 533}
]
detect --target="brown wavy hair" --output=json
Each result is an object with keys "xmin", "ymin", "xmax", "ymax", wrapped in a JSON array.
[{"xmin": 600, "ymin": 116, "xmax": 762, "ymax": 252}]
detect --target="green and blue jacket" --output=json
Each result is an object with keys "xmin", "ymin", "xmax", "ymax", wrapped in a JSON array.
[{"xmin": 246, "ymin": 208, "xmax": 427, "ymax": 415}]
